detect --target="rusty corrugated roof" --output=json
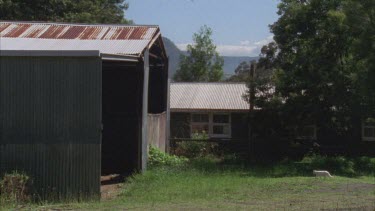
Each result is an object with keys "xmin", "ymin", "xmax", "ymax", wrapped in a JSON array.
[
  {"xmin": 0, "ymin": 22, "xmax": 157, "ymax": 40},
  {"xmin": 0, "ymin": 22, "xmax": 160, "ymax": 56},
  {"xmin": 170, "ymin": 83, "xmax": 250, "ymax": 111}
]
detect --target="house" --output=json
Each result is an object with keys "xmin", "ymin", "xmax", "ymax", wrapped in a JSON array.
[
  {"xmin": 0, "ymin": 21, "xmax": 168, "ymax": 199},
  {"xmin": 169, "ymin": 82, "xmax": 250, "ymax": 139},
  {"xmin": 169, "ymin": 82, "xmax": 374, "ymax": 157}
]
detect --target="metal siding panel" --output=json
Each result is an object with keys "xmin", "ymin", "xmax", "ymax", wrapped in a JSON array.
[
  {"xmin": 0, "ymin": 23, "xmax": 11, "ymax": 33},
  {"xmin": 0, "ymin": 56, "xmax": 101, "ymax": 199},
  {"xmin": 0, "ymin": 144, "xmax": 100, "ymax": 199}
]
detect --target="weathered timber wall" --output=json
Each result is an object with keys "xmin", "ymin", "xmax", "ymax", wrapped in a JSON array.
[{"xmin": 147, "ymin": 112, "xmax": 167, "ymax": 152}]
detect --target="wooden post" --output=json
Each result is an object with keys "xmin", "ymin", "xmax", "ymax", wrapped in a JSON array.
[
  {"xmin": 141, "ymin": 48, "xmax": 150, "ymax": 171},
  {"xmin": 248, "ymin": 61, "xmax": 256, "ymax": 161},
  {"xmin": 166, "ymin": 78, "xmax": 171, "ymax": 153}
]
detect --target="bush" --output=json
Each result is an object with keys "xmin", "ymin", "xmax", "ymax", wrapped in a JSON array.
[
  {"xmin": 354, "ymin": 156, "xmax": 375, "ymax": 175},
  {"xmin": 300, "ymin": 154, "xmax": 375, "ymax": 176},
  {"xmin": 174, "ymin": 141, "xmax": 218, "ymax": 158},
  {"xmin": 0, "ymin": 171, "xmax": 32, "ymax": 203},
  {"xmin": 148, "ymin": 146, "xmax": 188, "ymax": 167},
  {"xmin": 174, "ymin": 132, "xmax": 219, "ymax": 158}
]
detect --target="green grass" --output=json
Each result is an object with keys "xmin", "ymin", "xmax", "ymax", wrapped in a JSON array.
[
  {"xmin": 2, "ymin": 159, "xmax": 375, "ymax": 210},
  {"xmin": 113, "ymin": 165, "xmax": 375, "ymax": 210}
]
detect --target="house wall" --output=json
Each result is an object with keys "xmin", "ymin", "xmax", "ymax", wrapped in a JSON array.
[
  {"xmin": 231, "ymin": 113, "xmax": 249, "ymax": 139},
  {"xmin": 170, "ymin": 112, "xmax": 248, "ymax": 139},
  {"xmin": 0, "ymin": 56, "xmax": 102, "ymax": 199},
  {"xmin": 170, "ymin": 112, "xmax": 191, "ymax": 138}
]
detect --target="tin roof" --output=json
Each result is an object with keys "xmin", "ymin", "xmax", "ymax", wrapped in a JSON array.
[
  {"xmin": 0, "ymin": 22, "xmax": 161, "ymax": 56},
  {"xmin": 170, "ymin": 83, "xmax": 250, "ymax": 111}
]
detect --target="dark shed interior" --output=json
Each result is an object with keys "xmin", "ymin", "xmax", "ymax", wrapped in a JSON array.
[
  {"xmin": 101, "ymin": 61, "xmax": 143, "ymax": 175},
  {"xmin": 101, "ymin": 41, "xmax": 168, "ymax": 175}
]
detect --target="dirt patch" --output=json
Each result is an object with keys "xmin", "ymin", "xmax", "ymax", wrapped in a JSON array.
[
  {"xmin": 101, "ymin": 174, "xmax": 124, "ymax": 201},
  {"xmin": 315, "ymin": 182, "xmax": 375, "ymax": 194},
  {"xmin": 321, "ymin": 206, "xmax": 375, "ymax": 211}
]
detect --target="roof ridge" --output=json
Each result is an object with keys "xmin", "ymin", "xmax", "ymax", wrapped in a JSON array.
[{"xmin": 0, "ymin": 21, "xmax": 159, "ymax": 28}]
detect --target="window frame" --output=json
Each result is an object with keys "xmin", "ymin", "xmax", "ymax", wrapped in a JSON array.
[
  {"xmin": 362, "ymin": 119, "xmax": 375, "ymax": 142},
  {"xmin": 190, "ymin": 112, "xmax": 231, "ymax": 138},
  {"xmin": 211, "ymin": 113, "xmax": 231, "ymax": 138},
  {"xmin": 190, "ymin": 113, "xmax": 210, "ymax": 135}
]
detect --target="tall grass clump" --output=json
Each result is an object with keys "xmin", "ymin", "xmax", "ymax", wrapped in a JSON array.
[{"xmin": 0, "ymin": 171, "xmax": 32, "ymax": 206}]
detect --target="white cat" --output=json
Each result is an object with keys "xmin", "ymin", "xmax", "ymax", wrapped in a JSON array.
[{"xmin": 313, "ymin": 170, "xmax": 333, "ymax": 177}]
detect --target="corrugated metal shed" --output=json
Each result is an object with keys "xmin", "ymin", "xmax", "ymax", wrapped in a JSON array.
[
  {"xmin": 0, "ymin": 22, "xmax": 160, "ymax": 56},
  {"xmin": 0, "ymin": 55, "xmax": 102, "ymax": 199},
  {"xmin": 0, "ymin": 21, "xmax": 169, "ymax": 200},
  {"xmin": 0, "ymin": 38, "xmax": 150, "ymax": 56},
  {"xmin": 170, "ymin": 83, "xmax": 249, "ymax": 111}
]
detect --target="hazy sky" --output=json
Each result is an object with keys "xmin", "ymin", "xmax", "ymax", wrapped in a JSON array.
[{"xmin": 126, "ymin": 0, "xmax": 280, "ymax": 57}]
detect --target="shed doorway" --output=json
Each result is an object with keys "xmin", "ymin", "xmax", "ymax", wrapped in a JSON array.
[{"xmin": 101, "ymin": 61, "xmax": 143, "ymax": 175}]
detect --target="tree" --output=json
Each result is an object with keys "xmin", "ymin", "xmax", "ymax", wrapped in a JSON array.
[
  {"xmin": 270, "ymin": 0, "xmax": 374, "ymax": 135},
  {"xmin": 174, "ymin": 25, "xmax": 224, "ymax": 82},
  {"xmin": 226, "ymin": 61, "xmax": 251, "ymax": 82},
  {"xmin": 0, "ymin": 0, "xmax": 132, "ymax": 24},
  {"xmin": 250, "ymin": 42, "xmax": 280, "ymax": 109},
  {"xmin": 344, "ymin": 0, "xmax": 375, "ymax": 116},
  {"xmin": 227, "ymin": 41, "xmax": 278, "ymax": 83}
]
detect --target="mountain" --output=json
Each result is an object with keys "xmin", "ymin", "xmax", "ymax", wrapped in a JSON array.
[
  {"xmin": 162, "ymin": 37, "xmax": 258, "ymax": 79},
  {"xmin": 222, "ymin": 56, "xmax": 258, "ymax": 78},
  {"xmin": 162, "ymin": 37, "xmax": 182, "ymax": 78}
]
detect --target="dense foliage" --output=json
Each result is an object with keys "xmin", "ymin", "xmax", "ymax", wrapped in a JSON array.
[
  {"xmin": 250, "ymin": 0, "xmax": 374, "ymax": 137},
  {"xmin": 148, "ymin": 146, "xmax": 188, "ymax": 167},
  {"xmin": 0, "ymin": 0, "xmax": 132, "ymax": 24},
  {"xmin": 174, "ymin": 25, "xmax": 224, "ymax": 82}
]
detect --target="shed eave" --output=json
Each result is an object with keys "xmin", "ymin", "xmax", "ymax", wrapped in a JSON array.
[
  {"xmin": 100, "ymin": 53, "xmax": 140, "ymax": 62},
  {"xmin": 0, "ymin": 50, "xmax": 100, "ymax": 57},
  {"xmin": 170, "ymin": 108, "xmax": 251, "ymax": 113}
]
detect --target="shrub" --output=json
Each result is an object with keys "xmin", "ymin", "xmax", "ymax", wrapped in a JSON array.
[
  {"xmin": 0, "ymin": 171, "xmax": 32, "ymax": 203},
  {"xmin": 190, "ymin": 131, "xmax": 209, "ymax": 140},
  {"xmin": 354, "ymin": 156, "xmax": 375, "ymax": 175},
  {"xmin": 174, "ymin": 141, "xmax": 220, "ymax": 158},
  {"xmin": 148, "ymin": 145, "xmax": 188, "ymax": 167},
  {"xmin": 302, "ymin": 154, "xmax": 356, "ymax": 176}
]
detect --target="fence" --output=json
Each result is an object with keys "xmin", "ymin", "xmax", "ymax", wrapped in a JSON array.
[{"xmin": 147, "ymin": 112, "xmax": 167, "ymax": 152}]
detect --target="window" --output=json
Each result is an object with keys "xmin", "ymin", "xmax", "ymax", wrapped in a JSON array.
[
  {"xmin": 362, "ymin": 119, "xmax": 375, "ymax": 141},
  {"xmin": 190, "ymin": 113, "xmax": 231, "ymax": 138},
  {"xmin": 212, "ymin": 114, "xmax": 230, "ymax": 137},
  {"xmin": 191, "ymin": 114, "xmax": 209, "ymax": 134},
  {"xmin": 296, "ymin": 125, "xmax": 317, "ymax": 140}
]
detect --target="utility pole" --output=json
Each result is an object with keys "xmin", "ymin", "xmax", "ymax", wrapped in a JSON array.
[{"xmin": 248, "ymin": 61, "xmax": 256, "ymax": 161}]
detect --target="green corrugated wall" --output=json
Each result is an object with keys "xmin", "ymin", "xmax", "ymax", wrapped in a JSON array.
[{"xmin": 0, "ymin": 56, "xmax": 102, "ymax": 199}]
